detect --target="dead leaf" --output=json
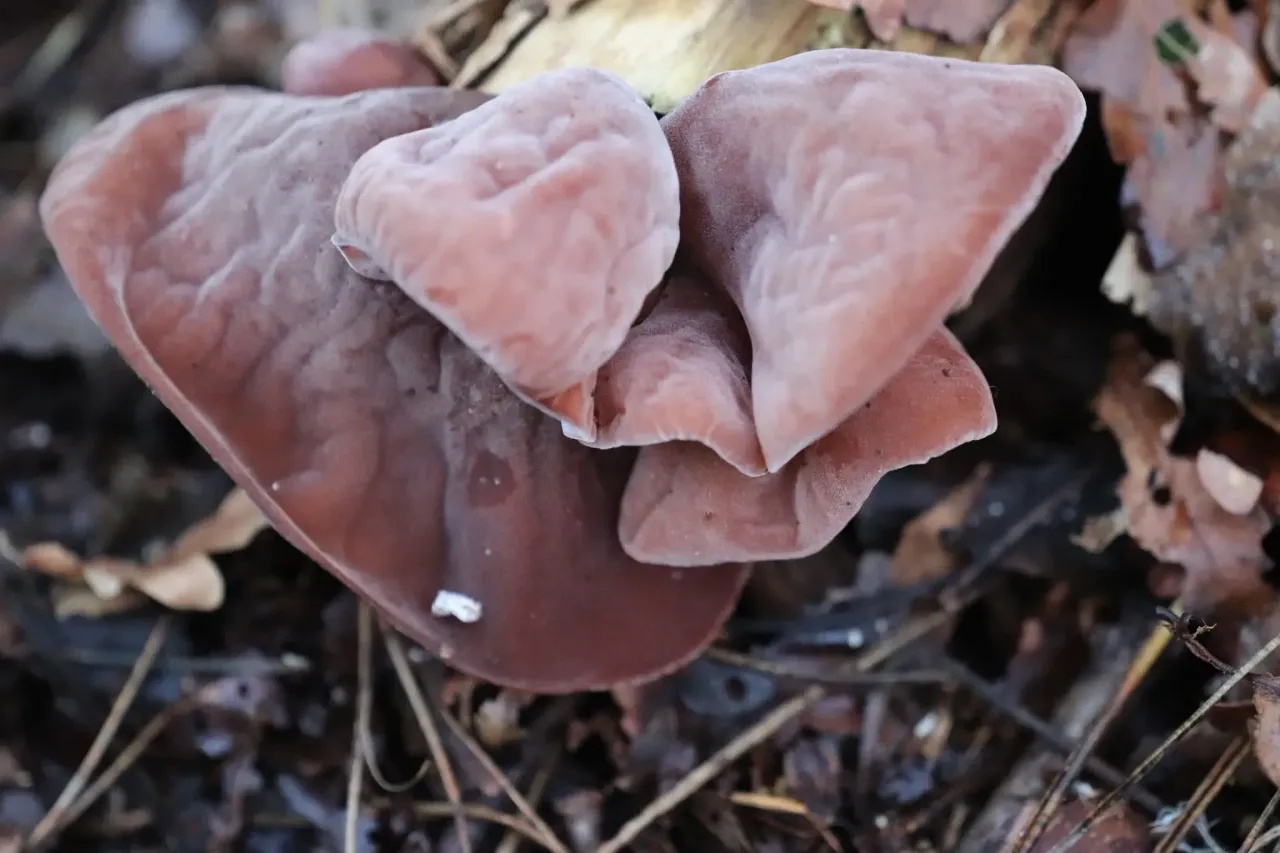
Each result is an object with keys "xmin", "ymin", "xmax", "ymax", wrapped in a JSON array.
[
  {"xmin": 1063, "ymin": 0, "xmax": 1193, "ymax": 122},
  {"xmin": 1197, "ymin": 448, "xmax": 1265, "ymax": 515},
  {"xmin": 1094, "ymin": 335, "xmax": 1274, "ymax": 611},
  {"xmin": 1187, "ymin": 25, "xmax": 1269, "ymax": 133},
  {"xmin": 1071, "ymin": 507, "xmax": 1128, "ymax": 553},
  {"xmin": 889, "ymin": 464, "xmax": 990, "ymax": 587},
  {"xmin": 1064, "ymin": 1, "xmax": 1269, "ymax": 266},
  {"xmin": 22, "ymin": 487, "xmax": 269, "ymax": 613},
  {"xmin": 1253, "ymin": 676, "xmax": 1280, "ymax": 786}
]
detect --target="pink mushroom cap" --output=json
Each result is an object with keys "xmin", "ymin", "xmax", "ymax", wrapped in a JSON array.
[
  {"xmin": 331, "ymin": 67, "xmax": 680, "ymax": 440},
  {"xmin": 662, "ymin": 50, "xmax": 1086, "ymax": 475},
  {"xmin": 37, "ymin": 82, "xmax": 747, "ymax": 693},
  {"xmin": 281, "ymin": 27, "xmax": 441, "ymax": 96}
]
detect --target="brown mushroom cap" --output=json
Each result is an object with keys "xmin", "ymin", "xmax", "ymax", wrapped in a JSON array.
[
  {"xmin": 38, "ymin": 85, "xmax": 747, "ymax": 693},
  {"xmin": 281, "ymin": 28, "xmax": 441, "ymax": 96},
  {"xmin": 618, "ymin": 327, "xmax": 994, "ymax": 565},
  {"xmin": 589, "ymin": 273, "xmax": 765, "ymax": 474},
  {"xmin": 331, "ymin": 67, "xmax": 681, "ymax": 440},
  {"xmin": 661, "ymin": 49, "xmax": 1086, "ymax": 474}
]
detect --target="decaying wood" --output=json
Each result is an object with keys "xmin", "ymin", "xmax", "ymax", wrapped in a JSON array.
[
  {"xmin": 471, "ymin": 0, "xmax": 1086, "ymax": 111},
  {"xmin": 479, "ymin": 0, "xmax": 830, "ymax": 112}
]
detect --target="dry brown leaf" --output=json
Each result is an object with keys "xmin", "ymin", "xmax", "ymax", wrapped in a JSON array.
[
  {"xmin": 1070, "ymin": 507, "xmax": 1127, "ymax": 553},
  {"xmin": 22, "ymin": 487, "xmax": 269, "ymax": 613},
  {"xmin": 1197, "ymin": 448, "xmax": 1265, "ymax": 515},
  {"xmin": 1063, "ymin": 0, "xmax": 1269, "ymax": 265},
  {"xmin": 1063, "ymin": 0, "xmax": 1193, "ymax": 122},
  {"xmin": 1187, "ymin": 24, "xmax": 1269, "ymax": 133},
  {"xmin": 1094, "ymin": 335, "xmax": 1273, "ymax": 611},
  {"xmin": 889, "ymin": 464, "xmax": 990, "ymax": 587}
]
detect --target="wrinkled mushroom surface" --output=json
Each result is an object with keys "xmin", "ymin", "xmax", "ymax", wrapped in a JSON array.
[
  {"xmin": 618, "ymin": 327, "xmax": 994, "ymax": 565},
  {"xmin": 281, "ymin": 28, "xmax": 441, "ymax": 96},
  {"xmin": 661, "ymin": 50, "xmax": 1086, "ymax": 473},
  {"xmin": 38, "ymin": 85, "xmax": 747, "ymax": 693},
  {"xmin": 332, "ymin": 67, "xmax": 680, "ymax": 439}
]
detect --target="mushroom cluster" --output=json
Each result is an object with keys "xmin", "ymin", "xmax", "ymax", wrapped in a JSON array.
[{"xmin": 38, "ymin": 35, "xmax": 1085, "ymax": 692}]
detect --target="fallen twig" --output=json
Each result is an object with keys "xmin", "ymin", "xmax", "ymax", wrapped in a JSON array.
[{"xmin": 25, "ymin": 615, "xmax": 170, "ymax": 849}]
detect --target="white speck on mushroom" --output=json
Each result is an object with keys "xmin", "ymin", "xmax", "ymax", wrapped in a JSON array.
[
  {"xmin": 270, "ymin": 481, "xmax": 281, "ymax": 492},
  {"xmin": 561, "ymin": 419, "xmax": 592, "ymax": 441},
  {"xmin": 431, "ymin": 589, "xmax": 483, "ymax": 623},
  {"xmin": 483, "ymin": 547, "xmax": 492, "ymax": 556}
]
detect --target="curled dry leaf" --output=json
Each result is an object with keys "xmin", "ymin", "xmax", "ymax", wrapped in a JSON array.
[
  {"xmin": 1197, "ymin": 448, "xmax": 1265, "ymax": 515},
  {"xmin": 1064, "ymin": 0, "xmax": 1267, "ymax": 266},
  {"xmin": 21, "ymin": 487, "xmax": 268, "ymax": 613},
  {"xmin": 1093, "ymin": 335, "xmax": 1273, "ymax": 612},
  {"xmin": 888, "ymin": 463, "xmax": 989, "ymax": 588}
]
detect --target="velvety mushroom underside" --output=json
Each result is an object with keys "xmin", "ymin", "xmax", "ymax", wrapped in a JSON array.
[{"xmin": 38, "ymin": 86, "xmax": 748, "ymax": 693}]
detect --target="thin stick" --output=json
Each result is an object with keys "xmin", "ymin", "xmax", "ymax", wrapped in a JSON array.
[
  {"xmin": 597, "ymin": 685, "xmax": 827, "ymax": 853},
  {"xmin": 1009, "ymin": 602, "xmax": 1182, "ymax": 853},
  {"xmin": 379, "ymin": 626, "xmax": 472, "ymax": 853},
  {"xmin": 435, "ymin": 709, "xmax": 567, "ymax": 853},
  {"xmin": 356, "ymin": 605, "xmax": 432, "ymax": 793},
  {"xmin": 1240, "ymin": 787, "xmax": 1280, "ymax": 853},
  {"xmin": 41, "ymin": 695, "xmax": 197, "ymax": 839},
  {"xmin": 380, "ymin": 798, "xmax": 554, "ymax": 846},
  {"xmin": 1152, "ymin": 736, "xmax": 1249, "ymax": 853},
  {"xmin": 26, "ymin": 615, "xmax": 170, "ymax": 848},
  {"xmin": 345, "ymin": 612, "xmax": 366, "ymax": 853},
  {"xmin": 495, "ymin": 741, "xmax": 562, "ymax": 853},
  {"xmin": 382, "ymin": 627, "xmax": 568, "ymax": 853},
  {"xmin": 937, "ymin": 656, "xmax": 1164, "ymax": 815},
  {"xmin": 1041, "ymin": 625, "xmax": 1280, "ymax": 853}
]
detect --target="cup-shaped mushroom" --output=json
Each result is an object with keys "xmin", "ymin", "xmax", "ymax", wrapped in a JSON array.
[
  {"xmin": 661, "ymin": 49, "xmax": 1086, "ymax": 473},
  {"xmin": 588, "ymin": 273, "xmax": 766, "ymax": 475},
  {"xmin": 617, "ymin": 326, "xmax": 996, "ymax": 566},
  {"xmin": 332, "ymin": 67, "xmax": 681, "ymax": 441},
  {"xmin": 281, "ymin": 27, "xmax": 441, "ymax": 96},
  {"xmin": 38, "ymin": 84, "xmax": 747, "ymax": 693}
]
